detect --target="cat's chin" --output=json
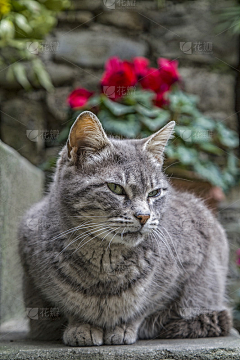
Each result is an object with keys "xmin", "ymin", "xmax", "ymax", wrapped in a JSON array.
[{"xmin": 110, "ymin": 231, "xmax": 145, "ymax": 247}]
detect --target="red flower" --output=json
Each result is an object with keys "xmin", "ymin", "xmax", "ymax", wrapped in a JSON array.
[
  {"xmin": 237, "ymin": 249, "xmax": 240, "ymax": 267},
  {"xmin": 101, "ymin": 57, "xmax": 137, "ymax": 99},
  {"xmin": 139, "ymin": 67, "xmax": 163, "ymax": 93},
  {"xmin": 155, "ymin": 90, "xmax": 169, "ymax": 108},
  {"xmin": 133, "ymin": 57, "xmax": 149, "ymax": 78},
  {"xmin": 67, "ymin": 88, "xmax": 94, "ymax": 109},
  {"xmin": 158, "ymin": 58, "xmax": 180, "ymax": 86}
]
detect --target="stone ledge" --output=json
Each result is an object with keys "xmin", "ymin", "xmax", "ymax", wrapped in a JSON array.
[{"xmin": 0, "ymin": 329, "xmax": 239, "ymax": 360}]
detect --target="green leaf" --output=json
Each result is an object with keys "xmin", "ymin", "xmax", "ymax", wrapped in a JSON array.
[
  {"xmin": 216, "ymin": 123, "xmax": 239, "ymax": 148},
  {"xmin": 43, "ymin": 0, "xmax": 70, "ymax": 11},
  {"xmin": 165, "ymin": 144, "xmax": 178, "ymax": 159},
  {"xmin": 98, "ymin": 110, "xmax": 140, "ymax": 138},
  {"xmin": 12, "ymin": 62, "xmax": 31, "ymax": 90},
  {"xmin": 18, "ymin": 0, "xmax": 42, "ymax": 12},
  {"xmin": 87, "ymin": 95, "xmax": 101, "ymax": 108},
  {"xmin": 175, "ymin": 126, "xmax": 193, "ymax": 143},
  {"xmin": 102, "ymin": 97, "xmax": 135, "ymax": 116},
  {"xmin": 227, "ymin": 152, "xmax": 239, "ymax": 176},
  {"xmin": 168, "ymin": 91, "xmax": 199, "ymax": 116},
  {"xmin": 194, "ymin": 161, "xmax": 226, "ymax": 189},
  {"xmin": 0, "ymin": 19, "xmax": 15, "ymax": 40},
  {"xmin": 199, "ymin": 143, "xmax": 223, "ymax": 155},
  {"xmin": 176, "ymin": 146, "xmax": 198, "ymax": 165},
  {"xmin": 194, "ymin": 116, "xmax": 215, "ymax": 130},
  {"xmin": 135, "ymin": 104, "xmax": 160, "ymax": 118},
  {"xmin": 125, "ymin": 90, "xmax": 155, "ymax": 108},
  {"xmin": 32, "ymin": 59, "xmax": 53, "ymax": 91},
  {"xmin": 139, "ymin": 110, "xmax": 170, "ymax": 132},
  {"xmin": 15, "ymin": 14, "xmax": 32, "ymax": 33}
]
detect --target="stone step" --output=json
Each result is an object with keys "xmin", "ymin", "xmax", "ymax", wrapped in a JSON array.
[
  {"xmin": 0, "ymin": 141, "xmax": 44, "ymax": 325},
  {"xmin": 0, "ymin": 324, "xmax": 239, "ymax": 360}
]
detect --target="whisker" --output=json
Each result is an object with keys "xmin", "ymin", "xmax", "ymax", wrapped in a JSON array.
[
  {"xmin": 107, "ymin": 228, "xmax": 120, "ymax": 250},
  {"xmin": 153, "ymin": 229, "xmax": 180, "ymax": 271},
  {"xmin": 161, "ymin": 226, "xmax": 186, "ymax": 273},
  {"xmin": 56, "ymin": 224, "xmax": 108, "ymax": 257},
  {"xmin": 50, "ymin": 221, "xmax": 93, "ymax": 241},
  {"xmin": 163, "ymin": 161, "xmax": 180, "ymax": 172},
  {"xmin": 101, "ymin": 228, "xmax": 116, "ymax": 243},
  {"xmin": 73, "ymin": 227, "xmax": 113, "ymax": 254},
  {"xmin": 121, "ymin": 227, "xmax": 126, "ymax": 241}
]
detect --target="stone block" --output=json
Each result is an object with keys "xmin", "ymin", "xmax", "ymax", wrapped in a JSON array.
[
  {"xmin": 98, "ymin": 11, "xmax": 144, "ymax": 30},
  {"xmin": 54, "ymin": 30, "xmax": 148, "ymax": 68},
  {"xmin": 57, "ymin": 10, "xmax": 93, "ymax": 24},
  {"xmin": 147, "ymin": 1, "xmax": 238, "ymax": 66},
  {"xmin": 0, "ymin": 98, "xmax": 46, "ymax": 165},
  {"xmin": 0, "ymin": 141, "xmax": 44, "ymax": 324},
  {"xmin": 46, "ymin": 87, "xmax": 71, "ymax": 123},
  {"xmin": 0, "ymin": 325, "xmax": 239, "ymax": 360},
  {"xmin": 179, "ymin": 67, "xmax": 235, "ymax": 118}
]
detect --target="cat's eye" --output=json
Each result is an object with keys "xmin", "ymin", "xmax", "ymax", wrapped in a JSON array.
[
  {"xmin": 148, "ymin": 189, "xmax": 162, "ymax": 198},
  {"xmin": 107, "ymin": 183, "xmax": 126, "ymax": 195}
]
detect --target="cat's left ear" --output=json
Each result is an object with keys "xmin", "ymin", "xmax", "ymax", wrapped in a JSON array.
[
  {"xmin": 143, "ymin": 121, "xmax": 175, "ymax": 162},
  {"xmin": 67, "ymin": 111, "xmax": 111, "ymax": 161}
]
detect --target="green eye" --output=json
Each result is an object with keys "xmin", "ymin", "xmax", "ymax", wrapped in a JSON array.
[
  {"xmin": 148, "ymin": 189, "xmax": 162, "ymax": 198},
  {"xmin": 107, "ymin": 183, "xmax": 125, "ymax": 195}
]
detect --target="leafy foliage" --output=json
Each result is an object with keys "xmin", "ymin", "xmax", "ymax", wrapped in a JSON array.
[
  {"xmin": 217, "ymin": 5, "xmax": 240, "ymax": 35},
  {"xmin": 0, "ymin": 0, "xmax": 70, "ymax": 90},
  {"xmin": 62, "ymin": 88, "xmax": 239, "ymax": 192}
]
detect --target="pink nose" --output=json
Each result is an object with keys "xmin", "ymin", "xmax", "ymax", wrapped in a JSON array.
[{"xmin": 135, "ymin": 214, "xmax": 150, "ymax": 225}]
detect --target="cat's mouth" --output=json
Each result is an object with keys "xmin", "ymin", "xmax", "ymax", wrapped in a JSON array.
[{"xmin": 122, "ymin": 229, "xmax": 141, "ymax": 236}]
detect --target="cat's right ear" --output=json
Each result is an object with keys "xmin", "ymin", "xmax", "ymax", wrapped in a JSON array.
[{"xmin": 67, "ymin": 111, "xmax": 111, "ymax": 162}]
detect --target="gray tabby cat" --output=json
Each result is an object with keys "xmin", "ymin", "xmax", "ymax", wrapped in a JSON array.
[{"xmin": 19, "ymin": 111, "xmax": 231, "ymax": 346}]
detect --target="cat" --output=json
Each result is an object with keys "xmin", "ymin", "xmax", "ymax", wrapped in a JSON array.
[{"xmin": 18, "ymin": 111, "xmax": 232, "ymax": 346}]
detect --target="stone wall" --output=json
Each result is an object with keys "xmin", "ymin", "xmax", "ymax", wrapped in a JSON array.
[{"xmin": 0, "ymin": 0, "xmax": 238, "ymax": 167}]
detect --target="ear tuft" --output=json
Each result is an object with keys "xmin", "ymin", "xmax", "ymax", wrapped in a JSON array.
[
  {"xmin": 67, "ymin": 111, "xmax": 110, "ymax": 161},
  {"xmin": 144, "ymin": 121, "xmax": 175, "ymax": 162}
]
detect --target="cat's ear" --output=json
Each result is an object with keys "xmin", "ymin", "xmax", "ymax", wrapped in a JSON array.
[
  {"xmin": 143, "ymin": 121, "xmax": 175, "ymax": 161},
  {"xmin": 67, "ymin": 111, "xmax": 110, "ymax": 161}
]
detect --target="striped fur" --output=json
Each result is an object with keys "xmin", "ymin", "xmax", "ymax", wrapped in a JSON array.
[{"xmin": 18, "ymin": 112, "xmax": 231, "ymax": 346}]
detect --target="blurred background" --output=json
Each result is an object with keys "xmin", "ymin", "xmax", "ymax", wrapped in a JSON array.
[{"xmin": 0, "ymin": 0, "xmax": 240, "ymax": 331}]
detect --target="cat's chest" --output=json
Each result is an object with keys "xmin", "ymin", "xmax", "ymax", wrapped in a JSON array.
[{"xmin": 48, "ymin": 246, "xmax": 157, "ymax": 325}]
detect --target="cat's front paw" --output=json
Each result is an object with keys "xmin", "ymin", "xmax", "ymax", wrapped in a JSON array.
[
  {"xmin": 63, "ymin": 323, "xmax": 103, "ymax": 346},
  {"xmin": 104, "ymin": 324, "xmax": 138, "ymax": 345}
]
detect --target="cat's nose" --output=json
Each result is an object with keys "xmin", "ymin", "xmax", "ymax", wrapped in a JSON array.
[{"xmin": 134, "ymin": 213, "xmax": 150, "ymax": 225}]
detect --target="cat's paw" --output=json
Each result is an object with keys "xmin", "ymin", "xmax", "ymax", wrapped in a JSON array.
[
  {"xmin": 63, "ymin": 324, "xmax": 103, "ymax": 346},
  {"xmin": 104, "ymin": 324, "xmax": 138, "ymax": 345}
]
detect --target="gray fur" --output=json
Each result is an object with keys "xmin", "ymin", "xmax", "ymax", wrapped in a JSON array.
[{"xmin": 18, "ymin": 111, "xmax": 231, "ymax": 346}]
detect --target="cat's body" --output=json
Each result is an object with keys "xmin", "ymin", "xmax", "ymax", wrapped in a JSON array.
[{"xmin": 19, "ymin": 112, "xmax": 231, "ymax": 346}]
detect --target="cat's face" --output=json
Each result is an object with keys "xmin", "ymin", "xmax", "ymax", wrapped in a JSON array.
[{"xmin": 57, "ymin": 112, "xmax": 174, "ymax": 247}]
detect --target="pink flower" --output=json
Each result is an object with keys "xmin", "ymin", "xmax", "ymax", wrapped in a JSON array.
[
  {"xmin": 237, "ymin": 249, "xmax": 240, "ymax": 267},
  {"xmin": 101, "ymin": 57, "xmax": 137, "ymax": 99},
  {"xmin": 133, "ymin": 57, "xmax": 149, "ymax": 78},
  {"xmin": 67, "ymin": 88, "xmax": 94, "ymax": 109},
  {"xmin": 158, "ymin": 58, "xmax": 180, "ymax": 86}
]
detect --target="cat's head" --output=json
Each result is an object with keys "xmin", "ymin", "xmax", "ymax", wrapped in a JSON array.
[{"xmin": 56, "ymin": 111, "xmax": 175, "ymax": 247}]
